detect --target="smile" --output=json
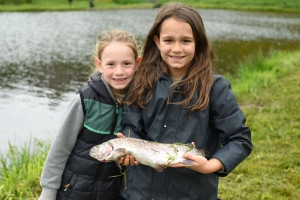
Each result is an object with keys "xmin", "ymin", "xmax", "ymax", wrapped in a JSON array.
[
  {"xmin": 170, "ymin": 56, "xmax": 184, "ymax": 59},
  {"xmin": 113, "ymin": 78, "xmax": 127, "ymax": 81}
]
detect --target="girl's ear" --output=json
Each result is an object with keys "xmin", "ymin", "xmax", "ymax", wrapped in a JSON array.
[
  {"xmin": 154, "ymin": 35, "xmax": 160, "ymax": 49},
  {"xmin": 94, "ymin": 57, "xmax": 103, "ymax": 73},
  {"xmin": 135, "ymin": 57, "xmax": 142, "ymax": 69}
]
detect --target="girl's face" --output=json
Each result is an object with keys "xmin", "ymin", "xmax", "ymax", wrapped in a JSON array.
[
  {"xmin": 95, "ymin": 42, "xmax": 141, "ymax": 91},
  {"xmin": 154, "ymin": 17, "xmax": 195, "ymax": 79}
]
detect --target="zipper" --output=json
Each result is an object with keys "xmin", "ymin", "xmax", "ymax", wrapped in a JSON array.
[
  {"xmin": 110, "ymin": 102, "xmax": 119, "ymax": 135},
  {"xmin": 115, "ymin": 103, "xmax": 119, "ymax": 114},
  {"xmin": 92, "ymin": 102, "xmax": 119, "ymax": 200}
]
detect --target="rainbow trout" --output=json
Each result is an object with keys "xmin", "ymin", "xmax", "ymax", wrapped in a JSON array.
[{"xmin": 89, "ymin": 137, "xmax": 207, "ymax": 172}]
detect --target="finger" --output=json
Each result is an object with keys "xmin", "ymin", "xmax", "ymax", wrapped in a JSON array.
[
  {"xmin": 129, "ymin": 155, "xmax": 135, "ymax": 166},
  {"xmin": 183, "ymin": 153, "xmax": 195, "ymax": 160},
  {"xmin": 191, "ymin": 142, "xmax": 196, "ymax": 148},
  {"xmin": 117, "ymin": 133, "xmax": 125, "ymax": 138},
  {"xmin": 123, "ymin": 155, "xmax": 130, "ymax": 166},
  {"xmin": 118, "ymin": 156, "xmax": 125, "ymax": 164},
  {"xmin": 168, "ymin": 163, "xmax": 186, "ymax": 168}
]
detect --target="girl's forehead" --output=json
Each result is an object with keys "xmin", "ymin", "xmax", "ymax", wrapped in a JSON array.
[
  {"xmin": 101, "ymin": 42, "xmax": 136, "ymax": 60},
  {"xmin": 159, "ymin": 18, "xmax": 193, "ymax": 37},
  {"xmin": 103, "ymin": 42, "xmax": 131, "ymax": 52}
]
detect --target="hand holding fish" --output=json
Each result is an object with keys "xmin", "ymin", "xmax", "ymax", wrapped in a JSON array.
[
  {"xmin": 117, "ymin": 133, "xmax": 139, "ymax": 166},
  {"xmin": 169, "ymin": 154, "xmax": 223, "ymax": 174}
]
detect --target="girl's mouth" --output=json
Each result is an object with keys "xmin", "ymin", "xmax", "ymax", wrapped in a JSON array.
[
  {"xmin": 113, "ymin": 78, "xmax": 127, "ymax": 81},
  {"xmin": 170, "ymin": 56, "xmax": 184, "ymax": 59}
]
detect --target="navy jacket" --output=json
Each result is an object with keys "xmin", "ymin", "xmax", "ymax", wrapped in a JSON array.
[{"xmin": 121, "ymin": 73, "xmax": 252, "ymax": 200}]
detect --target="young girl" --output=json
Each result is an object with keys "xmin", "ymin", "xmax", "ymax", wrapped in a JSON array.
[
  {"xmin": 39, "ymin": 29, "xmax": 141, "ymax": 200},
  {"xmin": 120, "ymin": 2, "xmax": 252, "ymax": 200}
]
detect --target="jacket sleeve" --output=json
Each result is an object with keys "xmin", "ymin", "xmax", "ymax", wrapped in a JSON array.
[
  {"xmin": 209, "ymin": 75, "xmax": 253, "ymax": 177},
  {"xmin": 122, "ymin": 103, "xmax": 147, "ymax": 139},
  {"xmin": 39, "ymin": 94, "xmax": 84, "ymax": 200}
]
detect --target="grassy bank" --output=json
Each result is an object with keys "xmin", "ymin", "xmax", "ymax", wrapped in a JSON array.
[
  {"xmin": 1, "ymin": 0, "xmax": 300, "ymax": 13},
  {"xmin": 0, "ymin": 48, "xmax": 299, "ymax": 199},
  {"xmin": 219, "ymin": 49, "xmax": 300, "ymax": 199},
  {"xmin": 0, "ymin": 139, "xmax": 50, "ymax": 199}
]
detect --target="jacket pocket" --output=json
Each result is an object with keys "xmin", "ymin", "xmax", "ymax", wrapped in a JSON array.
[{"xmin": 60, "ymin": 173, "xmax": 79, "ymax": 198}]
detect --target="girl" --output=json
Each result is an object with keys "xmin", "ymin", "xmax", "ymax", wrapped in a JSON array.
[
  {"xmin": 120, "ymin": 2, "xmax": 252, "ymax": 200},
  {"xmin": 39, "ymin": 29, "xmax": 141, "ymax": 200}
]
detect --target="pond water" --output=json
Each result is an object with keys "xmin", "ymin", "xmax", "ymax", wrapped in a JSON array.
[{"xmin": 0, "ymin": 9, "xmax": 299, "ymax": 153}]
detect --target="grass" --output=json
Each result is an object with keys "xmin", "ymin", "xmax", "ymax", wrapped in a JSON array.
[
  {"xmin": 0, "ymin": 139, "xmax": 50, "ymax": 199},
  {"xmin": 1, "ymin": 0, "xmax": 300, "ymax": 13},
  {"xmin": 0, "ymin": 48, "xmax": 299, "ymax": 199},
  {"xmin": 219, "ymin": 49, "xmax": 300, "ymax": 199}
]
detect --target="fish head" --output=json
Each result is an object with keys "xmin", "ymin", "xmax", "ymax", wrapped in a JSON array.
[{"xmin": 89, "ymin": 142, "xmax": 113, "ymax": 162}]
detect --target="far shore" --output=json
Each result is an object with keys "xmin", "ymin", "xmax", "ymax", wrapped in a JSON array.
[{"xmin": 1, "ymin": 0, "xmax": 300, "ymax": 13}]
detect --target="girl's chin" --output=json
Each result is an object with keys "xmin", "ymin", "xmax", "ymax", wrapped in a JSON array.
[{"xmin": 112, "ymin": 86, "xmax": 127, "ymax": 92}]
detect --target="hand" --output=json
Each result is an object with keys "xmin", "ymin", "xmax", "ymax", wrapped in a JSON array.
[
  {"xmin": 116, "ymin": 132, "xmax": 139, "ymax": 166},
  {"xmin": 117, "ymin": 132, "xmax": 125, "ymax": 138},
  {"xmin": 169, "ymin": 154, "xmax": 222, "ymax": 174},
  {"xmin": 118, "ymin": 154, "xmax": 139, "ymax": 166}
]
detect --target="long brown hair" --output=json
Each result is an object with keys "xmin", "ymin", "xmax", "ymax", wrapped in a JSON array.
[{"xmin": 125, "ymin": 2, "xmax": 214, "ymax": 112}]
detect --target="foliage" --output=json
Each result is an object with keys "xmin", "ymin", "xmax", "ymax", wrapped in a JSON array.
[
  {"xmin": 113, "ymin": 0, "xmax": 140, "ymax": 4},
  {"xmin": 0, "ymin": 0, "xmax": 31, "ymax": 5},
  {"xmin": 0, "ymin": 138, "xmax": 50, "ymax": 199},
  {"xmin": 0, "ymin": 0, "xmax": 300, "ymax": 13}
]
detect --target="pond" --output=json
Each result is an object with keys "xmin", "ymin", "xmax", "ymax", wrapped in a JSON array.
[{"xmin": 0, "ymin": 9, "xmax": 299, "ymax": 153}]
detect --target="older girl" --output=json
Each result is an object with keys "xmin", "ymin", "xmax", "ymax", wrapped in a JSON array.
[{"xmin": 120, "ymin": 2, "xmax": 252, "ymax": 200}]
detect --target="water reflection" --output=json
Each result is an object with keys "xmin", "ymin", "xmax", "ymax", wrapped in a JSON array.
[{"xmin": 0, "ymin": 9, "xmax": 299, "ymax": 152}]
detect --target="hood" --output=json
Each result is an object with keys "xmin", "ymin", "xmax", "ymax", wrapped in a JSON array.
[{"xmin": 89, "ymin": 71, "xmax": 116, "ymax": 101}]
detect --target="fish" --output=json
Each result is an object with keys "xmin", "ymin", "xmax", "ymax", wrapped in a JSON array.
[{"xmin": 89, "ymin": 137, "xmax": 207, "ymax": 172}]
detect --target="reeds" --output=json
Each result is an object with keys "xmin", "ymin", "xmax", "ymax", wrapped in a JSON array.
[{"xmin": 0, "ymin": 138, "xmax": 50, "ymax": 199}]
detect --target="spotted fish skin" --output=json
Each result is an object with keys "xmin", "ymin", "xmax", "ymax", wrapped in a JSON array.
[{"xmin": 89, "ymin": 137, "xmax": 207, "ymax": 172}]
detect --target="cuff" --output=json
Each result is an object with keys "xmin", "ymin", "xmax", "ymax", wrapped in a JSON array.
[
  {"xmin": 217, "ymin": 163, "xmax": 225, "ymax": 173},
  {"xmin": 39, "ymin": 187, "xmax": 57, "ymax": 200}
]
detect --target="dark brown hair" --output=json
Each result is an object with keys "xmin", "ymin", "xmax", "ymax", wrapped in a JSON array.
[{"xmin": 125, "ymin": 2, "xmax": 214, "ymax": 112}]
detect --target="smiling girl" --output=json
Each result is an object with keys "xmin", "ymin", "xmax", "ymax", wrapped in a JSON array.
[
  {"xmin": 119, "ymin": 2, "xmax": 252, "ymax": 200},
  {"xmin": 39, "ymin": 29, "xmax": 141, "ymax": 200}
]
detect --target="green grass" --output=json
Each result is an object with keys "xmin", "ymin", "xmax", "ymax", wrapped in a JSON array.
[
  {"xmin": 0, "ymin": 0, "xmax": 154, "ymax": 12},
  {"xmin": 0, "ymin": 139, "xmax": 50, "ymax": 199},
  {"xmin": 180, "ymin": 0, "xmax": 300, "ymax": 13},
  {"xmin": 0, "ymin": 48, "xmax": 299, "ymax": 199},
  {"xmin": 1, "ymin": 0, "xmax": 300, "ymax": 13},
  {"xmin": 219, "ymin": 49, "xmax": 300, "ymax": 199}
]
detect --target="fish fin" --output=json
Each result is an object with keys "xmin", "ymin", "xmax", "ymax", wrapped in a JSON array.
[
  {"xmin": 180, "ymin": 159, "xmax": 193, "ymax": 166},
  {"xmin": 114, "ymin": 148, "xmax": 127, "ymax": 154},
  {"xmin": 153, "ymin": 164, "xmax": 164, "ymax": 172}
]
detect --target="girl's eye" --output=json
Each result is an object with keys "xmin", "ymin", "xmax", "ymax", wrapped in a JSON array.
[
  {"xmin": 164, "ymin": 39, "xmax": 172, "ymax": 43},
  {"xmin": 124, "ymin": 62, "xmax": 133, "ymax": 67},
  {"xmin": 182, "ymin": 40, "xmax": 191, "ymax": 43}
]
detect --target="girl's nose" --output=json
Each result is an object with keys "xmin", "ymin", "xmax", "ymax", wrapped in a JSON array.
[
  {"xmin": 172, "ymin": 42, "xmax": 182, "ymax": 52},
  {"xmin": 115, "ymin": 65, "xmax": 125, "ymax": 75}
]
